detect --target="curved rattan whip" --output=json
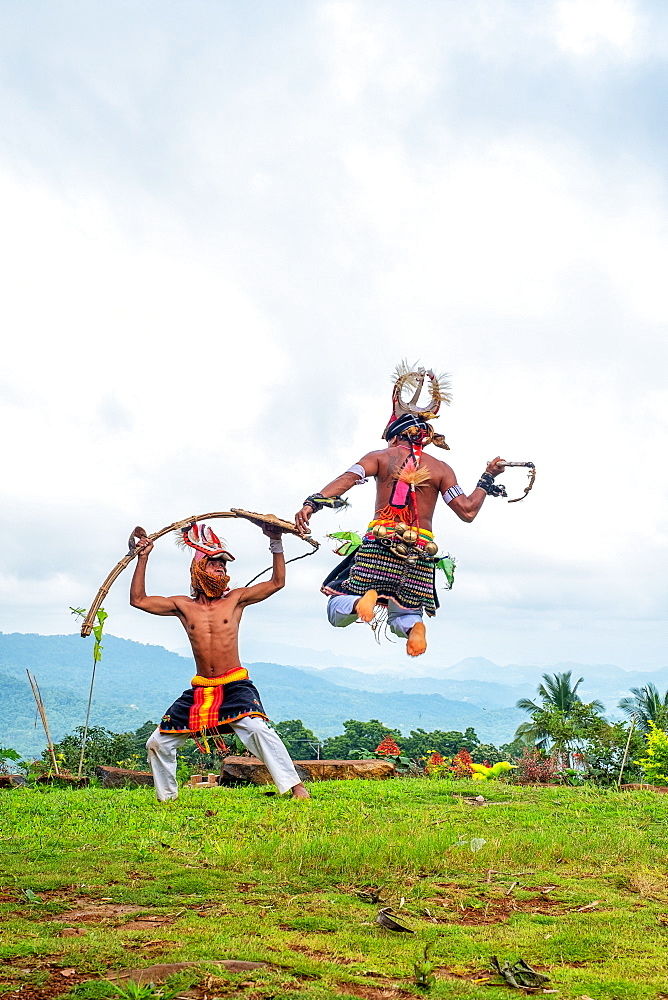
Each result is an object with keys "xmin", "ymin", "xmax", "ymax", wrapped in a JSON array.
[
  {"xmin": 503, "ymin": 462, "xmax": 536, "ymax": 503},
  {"xmin": 80, "ymin": 508, "xmax": 319, "ymax": 637}
]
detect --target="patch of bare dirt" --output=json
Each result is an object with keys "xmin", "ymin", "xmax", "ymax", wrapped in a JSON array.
[
  {"xmin": 288, "ymin": 944, "xmax": 353, "ymax": 964},
  {"xmin": 336, "ymin": 986, "xmax": 414, "ymax": 1000},
  {"xmin": 0, "ymin": 967, "xmax": 92, "ymax": 1000},
  {"xmin": 120, "ymin": 914, "xmax": 186, "ymax": 931},
  {"xmin": 45, "ymin": 898, "xmax": 145, "ymax": 921},
  {"xmin": 107, "ymin": 960, "xmax": 270, "ymax": 983},
  {"xmin": 434, "ymin": 966, "xmax": 494, "ymax": 984},
  {"xmin": 426, "ymin": 894, "xmax": 565, "ymax": 925}
]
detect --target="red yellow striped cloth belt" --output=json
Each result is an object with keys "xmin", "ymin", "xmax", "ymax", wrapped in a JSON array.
[
  {"xmin": 189, "ymin": 668, "xmax": 248, "ymax": 732},
  {"xmin": 365, "ymin": 518, "xmax": 434, "ymax": 546}
]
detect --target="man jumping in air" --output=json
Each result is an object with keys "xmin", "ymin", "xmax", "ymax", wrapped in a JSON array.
[
  {"xmin": 294, "ymin": 364, "xmax": 506, "ymax": 658},
  {"xmin": 131, "ymin": 520, "xmax": 310, "ymax": 801}
]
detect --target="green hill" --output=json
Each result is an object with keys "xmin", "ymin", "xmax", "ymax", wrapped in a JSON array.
[{"xmin": 0, "ymin": 632, "xmax": 524, "ymax": 756}]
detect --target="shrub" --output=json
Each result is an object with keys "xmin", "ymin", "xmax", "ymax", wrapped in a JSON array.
[
  {"xmin": 450, "ymin": 748, "xmax": 474, "ymax": 779},
  {"xmin": 579, "ymin": 721, "xmax": 643, "ymax": 785},
  {"xmin": 635, "ymin": 721, "xmax": 668, "ymax": 786},
  {"xmin": 424, "ymin": 751, "xmax": 451, "ymax": 778},
  {"xmin": 514, "ymin": 748, "xmax": 559, "ymax": 784},
  {"xmin": 375, "ymin": 736, "xmax": 402, "ymax": 756}
]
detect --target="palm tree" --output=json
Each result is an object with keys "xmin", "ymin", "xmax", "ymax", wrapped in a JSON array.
[
  {"xmin": 514, "ymin": 671, "xmax": 606, "ymax": 758},
  {"xmin": 516, "ymin": 670, "xmax": 604, "ymax": 716},
  {"xmin": 618, "ymin": 683, "xmax": 668, "ymax": 733}
]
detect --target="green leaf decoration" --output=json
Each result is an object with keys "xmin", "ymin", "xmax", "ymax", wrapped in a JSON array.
[
  {"xmin": 327, "ymin": 531, "xmax": 363, "ymax": 557},
  {"xmin": 435, "ymin": 556, "xmax": 456, "ymax": 589}
]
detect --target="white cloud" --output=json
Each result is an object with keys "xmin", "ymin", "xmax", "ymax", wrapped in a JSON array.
[
  {"xmin": 555, "ymin": 0, "xmax": 637, "ymax": 56},
  {"xmin": 0, "ymin": 0, "xmax": 666, "ymax": 674}
]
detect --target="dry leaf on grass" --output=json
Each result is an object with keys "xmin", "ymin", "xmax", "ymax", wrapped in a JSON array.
[
  {"xmin": 490, "ymin": 956, "xmax": 550, "ymax": 989},
  {"xmin": 376, "ymin": 908, "xmax": 414, "ymax": 933}
]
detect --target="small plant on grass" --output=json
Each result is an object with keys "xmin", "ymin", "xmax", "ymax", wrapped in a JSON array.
[
  {"xmin": 110, "ymin": 981, "xmax": 182, "ymax": 1000},
  {"xmin": 423, "ymin": 751, "xmax": 451, "ymax": 778},
  {"xmin": 450, "ymin": 748, "xmax": 474, "ymax": 778},
  {"xmin": 70, "ymin": 606, "xmax": 108, "ymax": 777},
  {"xmin": 514, "ymin": 748, "xmax": 559, "ymax": 784},
  {"xmin": 413, "ymin": 942, "xmax": 436, "ymax": 990},
  {"xmin": 0, "ymin": 748, "xmax": 24, "ymax": 773},
  {"xmin": 349, "ymin": 737, "xmax": 413, "ymax": 771},
  {"xmin": 635, "ymin": 721, "xmax": 668, "ymax": 786}
]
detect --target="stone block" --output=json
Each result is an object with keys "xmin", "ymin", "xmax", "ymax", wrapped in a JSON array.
[{"xmin": 96, "ymin": 765, "xmax": 154, "ymax": 788}]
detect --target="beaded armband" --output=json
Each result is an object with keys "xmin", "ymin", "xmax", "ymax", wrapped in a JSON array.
[
  {"xmin": 302, "ymin": 493, "xmax": 349, "ymax": 513},
  {"xmin": 476, "ymin": 473, "xmax": 508, "ymax": 498}
]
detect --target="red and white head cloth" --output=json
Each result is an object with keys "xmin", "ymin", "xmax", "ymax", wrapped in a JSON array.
[{"xmin": 177, "ymin": 522, "xmax": 235, "ymax": 563}]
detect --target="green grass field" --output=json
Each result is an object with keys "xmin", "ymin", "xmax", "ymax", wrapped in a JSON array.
[{"xmin": 1, "ymin": 779, "xmax": 667, "ymax": 999}]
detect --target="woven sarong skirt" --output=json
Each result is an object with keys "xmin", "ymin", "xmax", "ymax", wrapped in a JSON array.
[
  {"xmin": 159, "ymin": 673, "xmax": 268, "ymax": 736},
  {"xmin": 321, "ymin": 538, "xmax": 439, "ymax": 617}
]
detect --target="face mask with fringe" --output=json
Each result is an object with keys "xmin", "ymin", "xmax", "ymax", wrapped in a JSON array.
[
  {"xmin": 175, "ymin": 522, "xmax": 234, "ymax": 598},
  {"xmin": 190, "ymin": 555, "xmax": 230, "ymax": 598}
]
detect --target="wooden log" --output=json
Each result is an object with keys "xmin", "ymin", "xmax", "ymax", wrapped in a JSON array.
[
  {"xmin": 296, "ymin": 759, "xmax": 396, "ymax": 781},
  {"xmin": 96, "ymin": 765, "xmax": 154, "ymax": 788},
  {"xmin": 220, "ymin": 756, "xmax": 395, "ymax": 787},
  {"xmin": 0, "ymin": 774, "xmax": 28, "ymax": 788},
  {"xmin": 621, "ymin": 782, "xmax": 668, "ymax": 794}
]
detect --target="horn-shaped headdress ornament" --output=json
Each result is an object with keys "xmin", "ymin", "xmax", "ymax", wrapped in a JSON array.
[
  {"xmin": 176, "ymin": 522, "xmax": 235, "ymax": 563},
  {"xmin": 383, "ymin": 362, "xmax": 452, "ymax": 450}
]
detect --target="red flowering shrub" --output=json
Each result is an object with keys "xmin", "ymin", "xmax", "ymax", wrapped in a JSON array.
[
  {"xmin": 375, "ymin": 736, "xmax": 402, "ymax": 757},
  {"xmin": 424, "ymin": 751, "xmax": 446, "ymax": 775},
  {"xmin": 515, "ymin": 748, "xmax": 559, "ymax": 784},
  {"xmin": 450, "ymin": 748, "xmax": 474, "ymax": 779}
]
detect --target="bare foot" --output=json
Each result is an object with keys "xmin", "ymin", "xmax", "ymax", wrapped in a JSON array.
[
  {"xmin": 291, "ymin": 783, "xmax": 310, "ymax": 799},
  {"xmin": 406, "ymin": 622, "xmax": 427, "ymax": 656},
  {"xmin": 355, "ymin": 590, "xmax": 378, "ymax": 623}
]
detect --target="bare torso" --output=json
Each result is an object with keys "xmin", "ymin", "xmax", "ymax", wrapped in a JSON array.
[
  {"xmin": 370, "ymin": 446, "xmax": 454, "ymax": 532},
  {"xmin": 169, "ymin": 590, "xmax": 247, "ymax": 678}
]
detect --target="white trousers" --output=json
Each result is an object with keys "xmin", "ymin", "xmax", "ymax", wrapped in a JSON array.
[
  {"xmin": 146, "ymin": 716, "xmax": 302, "ymax": 801},
  {"xmin": 327, "ymin": 594, "xmax": 422, "ymax": 638}
]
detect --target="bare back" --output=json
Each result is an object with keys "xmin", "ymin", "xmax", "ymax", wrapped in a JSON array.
[{"xmin": 368, "ymin": 446, "xmax": 456, "ymax": 532}]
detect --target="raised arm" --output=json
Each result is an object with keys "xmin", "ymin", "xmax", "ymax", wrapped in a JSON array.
[
  {"xmin": 443, "ymin": 457, "xmax": 506, "ymax": 523},
  {"xmin": 129, "ymin": 538, "xmax": 180, "ymax": 616},
  {"xmin": 294, "ymin": 452, "xmax": 381, "ymax": 536},
  {"xmin": 237, "ymin": 522, "xmax": 286, "ymax": 607}
]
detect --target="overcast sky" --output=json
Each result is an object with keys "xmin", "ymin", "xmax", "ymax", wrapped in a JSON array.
[{"xmin": 1, "ymin": 0, "xmax": 666, "ymax": 674}]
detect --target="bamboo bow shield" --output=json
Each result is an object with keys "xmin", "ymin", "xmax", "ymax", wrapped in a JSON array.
[{"xmin": 80, "ymin": 508, "xmax": 319, "ymax": 638}]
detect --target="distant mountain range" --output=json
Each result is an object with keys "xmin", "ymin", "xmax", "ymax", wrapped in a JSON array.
[{"xmin": 1, "ymin": 632, "xmax": 665, "ymax": 758}]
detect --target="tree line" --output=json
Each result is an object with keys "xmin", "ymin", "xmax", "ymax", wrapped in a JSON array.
[{"xmin": 37, "ymin": 670, "xmax": 668, "ymax": 785}]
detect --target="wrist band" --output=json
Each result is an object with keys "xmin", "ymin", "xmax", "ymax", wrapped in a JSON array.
[
  {"xmin": 476, "ymin": 473, "xmax": 507, "ymax": 498},
  {"xmin": 269, "ymin": 537, "xmax": 284, "ymax": 554},
  {"xmin": 303, "ymin": 493, "xmax": 349, "ymax": 513}
]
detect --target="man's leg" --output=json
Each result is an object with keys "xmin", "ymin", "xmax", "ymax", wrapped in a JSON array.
[
  {"xmin": 327, "ymin": 592, "xmax": 378, "ymax": 627},
  {"xmin": 230, "ymin": 716, "xmax": 310, "ymax": 799},
  {"xmin": 387, "ymin": 601, "xmax": 427, "ymax": 657},
  {"xmin": 146, "ymin": 727, "xmax": 189, "ymax": 801}
]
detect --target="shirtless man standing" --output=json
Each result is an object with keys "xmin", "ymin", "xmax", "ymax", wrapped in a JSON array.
[
  {"xmin": 131, "ymin": 520, "xmax": 309, "ymax": 801},
  {"xmin": 295, "ymin": 378, "xmax": 506, "ymax": 657}
]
